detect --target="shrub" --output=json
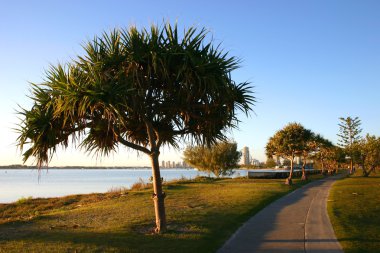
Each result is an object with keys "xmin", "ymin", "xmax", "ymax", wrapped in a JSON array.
[{"xmin": 16, "ymin": 196, "xmax": 33, "ymax": 205}]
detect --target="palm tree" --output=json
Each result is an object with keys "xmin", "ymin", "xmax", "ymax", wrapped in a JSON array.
[{"xmin": 16, "ymin": 23, "xmax": 255, "ymax": 233}]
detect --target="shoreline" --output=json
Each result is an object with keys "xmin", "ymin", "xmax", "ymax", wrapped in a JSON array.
[{"xmin": 0, "ymin": 166, "xmax": 193, "ymax": 170}]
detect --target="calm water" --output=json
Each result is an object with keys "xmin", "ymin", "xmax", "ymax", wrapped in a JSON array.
[{"xmin": 0, "ymin": 168, "xmax": 248, "ymax": 203}]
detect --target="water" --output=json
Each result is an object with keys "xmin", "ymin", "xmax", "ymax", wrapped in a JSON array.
[{"xmin": 0, "ymin": 168, "xmax": 248, "ymax": 204}]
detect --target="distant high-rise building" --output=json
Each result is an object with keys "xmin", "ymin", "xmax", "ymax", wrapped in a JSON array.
[
  {"xmin": 165, "ymin": 161, "xmax": 171, "ymax": 168},
  {"xmin": 161, "ymin": 160, "xmax": 165, "ymax": 168},
  {"xmin": 242, "ymin": 146, "xmax": 250, "ymax": 165}
]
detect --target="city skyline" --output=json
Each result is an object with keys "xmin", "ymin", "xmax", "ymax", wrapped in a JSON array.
[{"xmin": 0, "ymin": 1, "xmax": 379, "ymax": 166}]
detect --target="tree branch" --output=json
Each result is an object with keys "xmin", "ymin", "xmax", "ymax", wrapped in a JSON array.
[
  {"xmin": 118, "ymin": 136, "xmax": 150, "ymax": 154},
  {"xmin": 145, "ymin": 120, "xmax": 157, "ymax": 153}
]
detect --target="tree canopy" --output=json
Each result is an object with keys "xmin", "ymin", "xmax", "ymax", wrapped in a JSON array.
[
  {"xmin": 311, "ymin": 134, "xmax": 334, "ymax": 174},
  {"xmin": 323, "ymin": 146, "xmax": 346, "ymax": 173},
  {"xmin": 183, "ymin": 141, "xmax": 241, "ymax": 177},
  {"xmin": 353, "ymin": 134, "xmax": 380, "ymax": 177},
  {"xmin": 266, "ymin": 122, "xmax": 313, "ymax": 184},
  {"xmin": 16, "ymin": 23, "xmax": 255, "ymax": 233},
  {"xmin": 265, "ymin": 158, "xmax": 277, "ymax": 168},
  {"xmin": 18, "ymin": 24, "xmax": 254, "ymax": 166}
]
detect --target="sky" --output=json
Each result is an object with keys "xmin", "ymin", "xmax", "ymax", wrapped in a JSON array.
[{"xmin": 0, "ymin": 0, "xmax": 379, "ymax": 166}]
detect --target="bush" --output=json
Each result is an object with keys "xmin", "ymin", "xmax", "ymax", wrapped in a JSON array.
[
  {"xmin": 183, "ymin": 141, "xmax": 241, "ymax": 177},
  {"xmin": 16, "ymin": 196, "xmax": 33, "ymax": 205}
]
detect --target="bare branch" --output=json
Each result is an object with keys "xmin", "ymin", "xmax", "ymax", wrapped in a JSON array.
[{"xmin": 118, "ymin": 136, "xmax": 150, "ymax": 154}]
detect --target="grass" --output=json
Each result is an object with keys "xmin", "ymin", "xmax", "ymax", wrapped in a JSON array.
[
  {"xmin": 328, "ymin": 170, "xmax": 380, "ymax": 253},
  {"xmin": 0, "ymin": 175, "xmax": 323, "ymax": 253}
]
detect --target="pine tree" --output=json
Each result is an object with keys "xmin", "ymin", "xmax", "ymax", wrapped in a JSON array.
[{"xmin": 337, "ymin": 116, "xmax": 362, "ymax": 173}]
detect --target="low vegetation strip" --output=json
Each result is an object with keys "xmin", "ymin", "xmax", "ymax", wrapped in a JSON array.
[
  {"xmin": 0, "ymin": 176, "xmax": 322, "ymax": 253},
  {"xmin": 328, "ymin": 174, "xmax": 380, "ymax": 253}
]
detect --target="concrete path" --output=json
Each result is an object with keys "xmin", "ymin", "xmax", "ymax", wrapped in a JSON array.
[{"xmin": 218, "ymin": 176, "xmax": 343, "ymax": 253}]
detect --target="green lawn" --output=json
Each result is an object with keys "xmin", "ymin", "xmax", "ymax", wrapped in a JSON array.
[
  {"xmin": 0, "ymin": 175, "xmax": 321, "ymax": 253},
  {"xmin": 328, "ymin": 172, "xmax": 380, "ymax": 253}
]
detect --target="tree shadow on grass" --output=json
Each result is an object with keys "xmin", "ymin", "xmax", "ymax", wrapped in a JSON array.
[
  {"xmin": 0, "ymin": 223, "xmax": 207, "ymax": 253},
  {"xmin": 0, "ymin": 192, "xmax": 285, "ymax": 253},
  {"xmin": 163, "ymin": 184, "xmax": 189, "ymax": 190},
  {"xmin": 338, "ymin": 237, "xmax": 380, "ymax": 243},
  {"xmin": 0, "ymin": 177, "xmax": 342, "ymax": 253},
  {"xmin": 0, "ymin": 205, "xmax": 250, "ymax": 253}
]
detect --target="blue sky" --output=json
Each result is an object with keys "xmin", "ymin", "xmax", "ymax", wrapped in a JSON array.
[{"xmin": 0, "ymin": 0, "xmax": 379, "ymax": 166}]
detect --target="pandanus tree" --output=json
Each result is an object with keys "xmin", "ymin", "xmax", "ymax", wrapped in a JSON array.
[
  {"xmin": 16, "ymin": 23, "xmax": 255, "ymax": 233},
  {"xmin": 266, "ymin": 123, "xmax": 311, "ymax": 185}
]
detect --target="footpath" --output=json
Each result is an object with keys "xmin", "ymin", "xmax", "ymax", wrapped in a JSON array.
[{"xmin": 218, "ymin": 175, "xmax": 343, "ymax": 253}]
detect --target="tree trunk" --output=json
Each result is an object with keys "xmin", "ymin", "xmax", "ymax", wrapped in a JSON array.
[
  {"xmin": 150, "ymin": 152, "xmax": 167, "ymax": 233},
  {"xmin": 321, "ymin": 160, "xmax": 326, "ymax": 175},
  {"xmin": 335, "ymin": 163, "xmax": 340, "ymax": 174},
  {"xmin": 362, "ymin": 165, "xmax": 370, "ymax": 177},
  {"xmin": 369, "ymin": 167, "xmax": 375, "ymax": 176},
  {"xmin": 301, "ymin": 160, "xmax": 307, "ymax": 181},
  {"xmin": 349, "ymin": 159, "xmax": 353, "ymax": 174},
  {"xmin": 285, "ymin": 156, "xmax": 294, "ymax": 185}
]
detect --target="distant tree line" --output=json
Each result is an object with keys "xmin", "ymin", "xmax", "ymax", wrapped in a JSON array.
[
  {"xmin": 265, "ymin": 117, "xmax": 380, "ymax": 185},
  {"xmin": 183, "ymin": 116, "xmax": 380, "ymax": 184},
  {"xmin": 0, "ymin": 164, "xmax": 30, "ymax": 169}
]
